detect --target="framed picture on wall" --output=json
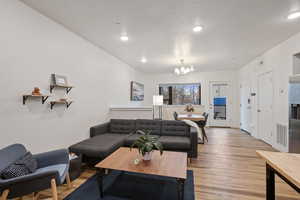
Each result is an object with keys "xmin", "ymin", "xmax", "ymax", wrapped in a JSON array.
[
  {"xmin": 130, "ymin": 81, "xmax": 144, "ymax": 101},
  {"xmin": 51, "ymin": 74, "xmax": 68, "ymax": 86}
]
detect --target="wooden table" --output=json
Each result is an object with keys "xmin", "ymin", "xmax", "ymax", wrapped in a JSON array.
[
  {"xmin": 256, "ymin": 150, "xmax": 300, "ymax": 200},
  {"xmin": 177, "ymin": 113, "xmax": 205, "ymax": 121},
  {"xmin": 95, "ymin": 147, "xmax": 187, "ymax": 200}
]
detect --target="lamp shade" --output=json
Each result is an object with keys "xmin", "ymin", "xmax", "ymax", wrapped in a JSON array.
[{"xmin": 153, "ymin": 95, "xmax": 163, "ymax": 106}]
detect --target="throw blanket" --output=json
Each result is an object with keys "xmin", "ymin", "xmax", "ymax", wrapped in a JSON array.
[{"xmin": 182, "ymin": 119, "xmax": 203, "ymax": 141}]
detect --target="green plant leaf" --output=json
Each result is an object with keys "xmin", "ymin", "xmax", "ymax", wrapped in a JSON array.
[
  {"xmin": 153, "ymin": 142, "xmax": 164, "ymax": 155},
  {"xmin": 132, "ymin": 129, "xmax": 164, "ymax": 156}
]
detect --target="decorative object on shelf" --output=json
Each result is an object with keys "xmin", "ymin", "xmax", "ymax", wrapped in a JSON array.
[
  {"xmin": 51, "ymin": 74, "xmax": 68, "ymax": 87},
  {"xmin": 50, "ymin": 100, "xmax": 73, "ymax": 110},
  {"xmin": 130, "ymin": 130, "xmax": 163, "ymax": 161},
  {"xmin": 31, "ymin": 87, "xmax": 41, "ymax": 95},
  {"xmin": 50, "ymin": 74, "xmax": 73, "ymax": 94},
  {"xmin": 130, "ymin": 81, "xmax": 144, "ymax": 101},
  {"xmin": 174, "ymin": 59, "xmax": 195, "ymax": 75},
  {"xmin": 22, "ymin": 94, "xmax": 50, "ymax": 105},
  {"xmin": 153, "ymin": 95, "xmax": 163, "ymax": 119}
]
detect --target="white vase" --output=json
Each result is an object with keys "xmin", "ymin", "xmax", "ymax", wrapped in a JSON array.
[{"xmin": 143, "ymin": 151, "xmax": 153, "ymax": 161}]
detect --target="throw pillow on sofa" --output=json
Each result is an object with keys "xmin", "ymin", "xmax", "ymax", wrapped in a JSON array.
[
  {"xmin": 16, "ymin": 152, "xmax": 38, "ymax": 173},
  {"xmin": 1, "ymin": 152, "xmax": 37, "ymax": 179}
]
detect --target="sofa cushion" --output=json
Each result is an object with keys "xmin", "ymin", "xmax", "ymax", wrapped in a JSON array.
[
  {"xmin": 124, "ymin": 134, "xmax": 143, "ymax": 146},
  {"xmin": 69, "ymin": 133, "xmax": 127, "ymax": 158},
  {"xmin": 161, "ymin": 120, "xmax": 189, "ymax": 136},
  {"xmin": 158, "ymin": 136, "xmax": 191, "ymax": 151},
  {"xmin": 136, "ymin": 119, "xmax": 161, "ymax": 135},
  {"xmin": 0, "ymin": 152, "xmax": 37, "ymax": 179},
  {"xmin": 110, "ymin": 119, "xmax": 136, "ymax": 134},
  {"xmin": 1, "ymin": 163, "xmax": 31, "ymax": 179},
  {"xmin": 16, "ymin": 152, "xmax": 37, "ymax": 173},
  {"xmin": 0, "ymin": 144, "xmax": 27, "ymax": 173}
]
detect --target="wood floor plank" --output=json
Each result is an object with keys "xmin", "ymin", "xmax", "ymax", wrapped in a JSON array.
[{"xmin": 20, "ymin": 128, "xmax": 300, "ymax": 200}]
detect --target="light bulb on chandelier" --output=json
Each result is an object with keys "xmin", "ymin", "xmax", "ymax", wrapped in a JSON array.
[
  {"xmin": 174, "ymin": 59, "xmax": 195, "ymax": 75},
  {"xmin": 180, "ymin": 66, "xmax": 185, "ymax": 73}
]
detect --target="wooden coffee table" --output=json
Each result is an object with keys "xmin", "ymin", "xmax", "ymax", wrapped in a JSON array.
[{"xmin": 95, "ymin": 147, "xmax": 187, "ymax": 200}]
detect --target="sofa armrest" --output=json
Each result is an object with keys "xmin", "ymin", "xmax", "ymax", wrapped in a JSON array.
[
  {"xmin": 189, "ymin": 128, "xmax": 198, "ymax": 158},
  {"xmin": 33, "ymin": 149, "xmax": 69, "ymax": 169},
  {"xmin": 90, "ymin": 122, "xmax": 110, "ymax": 138}
]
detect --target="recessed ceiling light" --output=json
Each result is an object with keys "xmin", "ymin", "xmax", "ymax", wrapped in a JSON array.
[
  {"xmin": 120, "ymin": 35, "xmax": 129, "ymax": 41},
  {"xmin": 287, "ymin": 11, "xmax": 300, "ymax": 20},
  {"xmin": 193, "ymin": 25, "xmax": 203, "ymax": 32},
  {"xmin": 141, "ymin": 57, "xmax": 147, "ymax": 63}
]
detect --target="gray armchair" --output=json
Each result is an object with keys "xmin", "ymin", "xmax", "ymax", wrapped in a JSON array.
[{"xmin": 0, "ymin": 144, "xmax": 71, "ymax": 200}]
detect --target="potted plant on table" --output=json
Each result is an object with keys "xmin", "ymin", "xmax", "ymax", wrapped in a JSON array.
[{"xmin": 130, "ymin": 130, "xmax": 163, "ymax": 161}]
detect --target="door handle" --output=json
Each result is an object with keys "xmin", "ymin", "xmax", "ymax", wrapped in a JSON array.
[{"xmin": 257, "ymin": 109, "xmax": 261, "ymax": 112}]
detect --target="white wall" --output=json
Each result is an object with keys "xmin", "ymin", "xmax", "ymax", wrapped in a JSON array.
[
  {"xmin": 239, "ymin": 31, "xmax": 300, "ymax": 152},
  {"xmin": 146, "ymin": 71, "xmax": 240, "ymax": 128},
  {"xmin": 0, "ymin": 0, "xmax": 149, "ymax": 153}
]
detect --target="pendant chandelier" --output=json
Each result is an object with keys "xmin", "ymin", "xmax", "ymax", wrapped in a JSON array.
[{"xmin": 174, "ymin": 59, "xmax": 195, "ymax": 75}]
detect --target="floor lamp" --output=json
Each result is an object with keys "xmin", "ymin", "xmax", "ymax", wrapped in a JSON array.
[{"xmin": 153, "ymin": 95, "xmax": 163, "ymax": 120}]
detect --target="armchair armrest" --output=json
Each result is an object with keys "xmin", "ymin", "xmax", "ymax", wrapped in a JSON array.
[
  {"xmin": 0, "ymin": 171, "xmax": 59, "ymax": 198},
  {"xmin": 90, "ymin": 122, "xmax": 110, "ymax": 137},
  {"xmin": 33, "ymin": 149, "xmax": 69, "ymax": 169},
  {"xmin": 0, "ymin": 170, "xmax": 58, "ymax": 187},
  {"xmin": 189, "ymin": 128, "xmax": 198, "ymax": 158}
]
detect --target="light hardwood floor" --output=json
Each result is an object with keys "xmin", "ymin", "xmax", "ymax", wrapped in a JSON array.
[
  {"xmin": 193, "ymin": 128, "xmax": 299, "ymax": 200},
  {"xmin": 21, "ymin": 128, "xmax": 300, "ymax": 200}
]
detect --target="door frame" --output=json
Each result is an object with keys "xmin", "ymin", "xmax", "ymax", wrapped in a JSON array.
[
  {"xmin": 208, "ymin": 81, "xmax": 232, "ymax": 127},
  {"xmin": 240, "ymin": 80, "xmax": 252, "ymax": 134},
  {"xmin": 257, "ymin": 70, "xmax": 274, "ymax": 145}
]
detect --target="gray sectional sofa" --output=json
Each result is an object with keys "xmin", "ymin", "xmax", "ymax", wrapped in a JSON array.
[{"xmin": 69, "ymin": 119, "xmax": 198, "ymax": 164}]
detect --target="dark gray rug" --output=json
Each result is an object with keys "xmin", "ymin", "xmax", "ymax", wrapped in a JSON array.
[{"xmin": 64, "ymin": 170, "xmax": 194, "ymax": 200}]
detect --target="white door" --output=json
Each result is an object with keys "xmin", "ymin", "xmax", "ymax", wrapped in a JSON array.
[
  {"xmin": 209, "ymin": 82, "xmax": 231, "ymax": 127},
  {"xmin": 258, "ymin": 72, "xmax": 273, "ymax": 145},
  {"xmin": 240, "ymin": 82, "xmax": 252, "ymax": 133}
]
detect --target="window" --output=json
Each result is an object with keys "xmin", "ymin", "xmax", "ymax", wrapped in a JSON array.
[{"xmin": 159, "ymin": 83, "xmax": 201, "ymax": 105}]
